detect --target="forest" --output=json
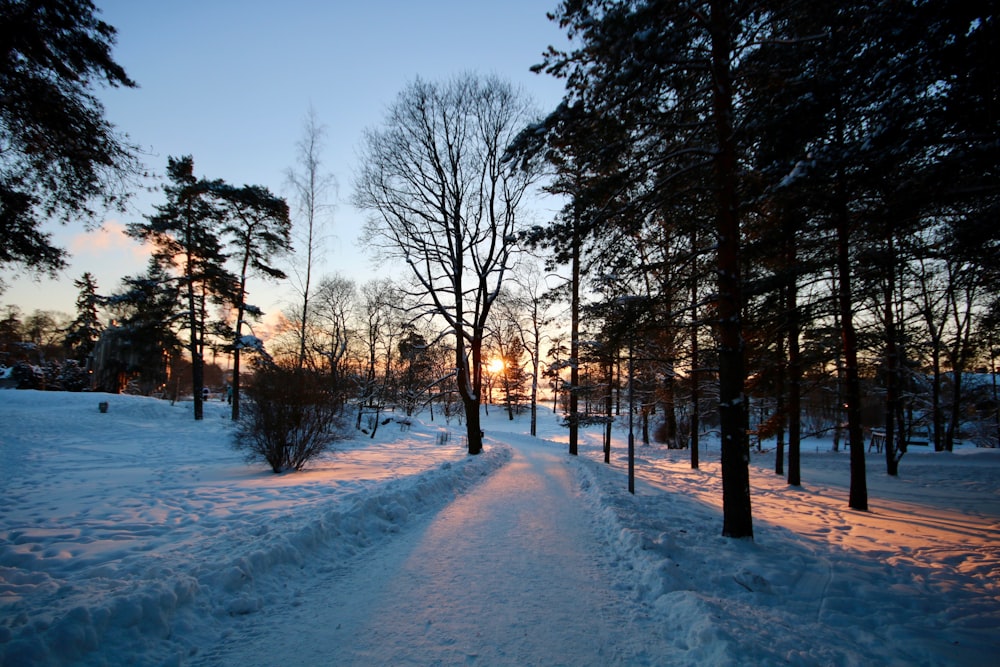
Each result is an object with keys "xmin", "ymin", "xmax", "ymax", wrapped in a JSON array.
[{"xmin": 1, "ymin": 2, "xmax": 997, "ymax": 539}]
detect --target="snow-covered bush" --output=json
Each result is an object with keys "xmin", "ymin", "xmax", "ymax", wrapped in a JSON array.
[
  {"xmin": 967, "ymin": 418, "xmax": 1000, "ymax": 448},
  {"xmin": 233, "ymin": 366, "xmax": 345, "ymax": 472},
  {"xmin": 11, "ymin": 361, "xmax": 44, "ymax": 389},
  {"xmin": 58, "ymin": 359, "xmax": 90, "ymax": 392}
]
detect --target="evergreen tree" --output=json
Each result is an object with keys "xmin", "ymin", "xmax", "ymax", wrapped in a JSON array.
[
  {"xmin": 398, "ymin": 327, "xmax": 433, "ymax": 417},
  {"xmin": 63, "ymin": 272, "xmax": 102, "ymax": 364},
  {"xmin": 127, "ymin": 156, "xmax": 235, "ymax": 419},
  {"xmin": 534, "ymin": 0, "xmax": 755, "ymax": 537},
  {"xmin": 99, "ymin": 259, "xmax": 181, "ymax": 395},
  {"xmin": 0, "ymin": 0, "xmax": 142, "ymax": 273},
  {"xmin": 509, "ymin": 100, "xmax": 632, "ymax": 456},
  {"xmin": 0, "ymin": 305, "xmax": 22, "ymax": 365},
  {"xmin": 214, "ymin": 183, "xmax": 292, "ymax": 420}
]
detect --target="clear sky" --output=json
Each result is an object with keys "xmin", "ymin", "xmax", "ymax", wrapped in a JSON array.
[{"xmin": 3, "ymin": 0, "xmax": 569, "ymax": 329}]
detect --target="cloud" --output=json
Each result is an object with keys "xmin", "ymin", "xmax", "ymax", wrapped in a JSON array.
[{"xmin": 69, "ymin": 220, "xmax": 150, "ymax": 260}]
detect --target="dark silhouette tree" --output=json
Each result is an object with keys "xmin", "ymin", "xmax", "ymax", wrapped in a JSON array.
[
  {"xmin": 355, "ymin": 74, "xmax": 538, "ymax": 455},
  {"xmin": 63, "ymin": 272, "xmax": 102, "ymax": 365},
  {"xmin": 99, "ymin": 258, "xmax": 182, "ymax": 395},
  {"xmin": 535, "ymin": 0, "xmax": 754, "ymax": 537},
  {"xmin": 128, "ymin": 156, "xmax": 235, "ymax": 420},
  {"xmin": 0, "ymin": 0, "xmax": 142, "ymax": 273},
  {"xmin": 215, "ymin": 183, "xmax": 292, "ymax": 421},
  {"xmin": 398, "ymin": 326, "xmax": 433, "ymax": 417}
]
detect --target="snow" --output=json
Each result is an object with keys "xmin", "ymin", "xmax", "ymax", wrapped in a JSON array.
[{"xmin": 2, "ymin": 390, "xmax": 998, "ymax": 666}]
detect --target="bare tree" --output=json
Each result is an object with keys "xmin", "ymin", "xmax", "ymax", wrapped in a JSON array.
[
  {"xmin": 497, "ymin": 261, "xmax": 551, "ymax": 435},
  {"xmin": 311, "ymin": 274, "xmax": 356, "ymax": 393},
  {"xmin": 286, "ymin": 107, "xmax": 336, "ymax": 372},
  {"xmin": 356, "ymin": 279, "xmax": 403, "ymax": 438},
  {"xmin": 354, "ymin": 73, "xmax": 539, "ymax": 455},
  {"xmin": 486, "ymin": 294, "xmax": 528, "ymax": 420}
]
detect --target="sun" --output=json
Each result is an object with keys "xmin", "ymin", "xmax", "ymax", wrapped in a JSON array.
[{"xmin": 487, "ymin": 358, "xmax": 505, "ymax": 374}]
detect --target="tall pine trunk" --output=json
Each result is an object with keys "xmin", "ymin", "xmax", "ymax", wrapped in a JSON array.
[
  {"xmin": 775, "ymin": 318, "xmax": 786, "ymax": 477},
  {"xmin": 530, "ymin": 315, "xmax": 540, "ymax": 437},
  {"xmin": 568, "ymin": 223, "xmax": 581, "ymax": 456},
  {"xmin": 785, "ymin": 227, "xmax": 802, "ymax": 486},
  {"xmin": 231, "ymin": 252, "xmax": 251, "ymax": 422},
  {"xmin": 690, "ymin": 231, "xmax": 700, "ymax": 470},
  {"xmin": 710, "ymin": 0, "xmax": 752, "ymax": 538},
  {"xmin": 185, "ymin": 243, "xmax": 204, "ymax": 421},
  {"xmin": 835, "ymin": 175, "xmax": 867, "ymax": 510},
  {"xmin": 882, "ymin": 238, "xmax": 903, "ymax": 476},
  {"xmin": 604, "ymin": 358, "xmax": 613, "ymax": 463}
]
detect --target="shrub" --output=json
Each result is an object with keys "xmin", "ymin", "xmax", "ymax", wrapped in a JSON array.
[
  {"xmin": 233, "ymin": 366, "xmax": 344, "ymax": 473},
  {"xmin": 59, "ymin": 359, "xmax": 90, "ymax": 392},
  {"xmin": 12, "ymin": 361, "xmax": 43, "ymax": 389}
]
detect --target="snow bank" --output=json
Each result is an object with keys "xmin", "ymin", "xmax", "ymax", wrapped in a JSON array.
[
  {"xmin": 3, "ymin": 392, "xmax": 998, "ymax": 666},
  {"xmin": 568, "ymin": 427, "xmax": 1000, "ymax": 667},
  {"xmin": 0, "ymin": 391, "xmax": 509, "ymax": 667}
]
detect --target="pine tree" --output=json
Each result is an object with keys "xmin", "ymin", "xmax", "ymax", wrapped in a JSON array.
[
  {"xmin": 63, "ymin": 272, "xmax": 103, "ymax": 365},
  {"xmin": 533, "ymin": 0, "xmax": 755, "ymax": 537},
  {"xmin": 0, "ymin": 0, "xmax": 142, "ymax": 274},
  {"xmin": 128, "ymin": 156, "xmax": 235, "ymax": 419},
  {"xmin": 99, "ymin": 259, "xmax": 181, "ymax": 395},
  {"xmin": 214, "ymin": 183, "xmax": 292, "ymax": 420}
]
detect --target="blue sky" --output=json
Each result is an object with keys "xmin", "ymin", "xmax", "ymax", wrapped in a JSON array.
[{"xmin": 4, "ymin": 0, "xmax": 569, "ymax": 325}]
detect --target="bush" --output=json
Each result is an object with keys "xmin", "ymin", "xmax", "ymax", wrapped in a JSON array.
[
  {"xmin": 233, "ymin": 366, "xmax": 344, "ymax": 473},
  {"xmin": 12, "ymin": 361, "xmax": 43, "ymax": 389},
  {"xmin": 59, "ymin": 359, "xmax": 90, "ymax": 392}
]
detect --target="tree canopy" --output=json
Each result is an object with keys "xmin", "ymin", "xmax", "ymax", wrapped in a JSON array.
[{"xmin": 0, "ymin": 0, "xmax": 142, "ymax": 275}]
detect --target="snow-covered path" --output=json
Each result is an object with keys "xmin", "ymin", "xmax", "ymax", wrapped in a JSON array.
[{"xmin": 196, "ymin": 434, "xmax": 671, "ymax": 666}]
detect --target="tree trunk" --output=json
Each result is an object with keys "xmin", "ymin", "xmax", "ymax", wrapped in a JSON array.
[
  {"xmin": 710, "ymin": 0, "xmax": 752, "ymax": 539},
  {"xmin": 464, "ymin": 394, "xmax": 483, "ymax": 455},
  {"xmin": 946, "ymin": 372, "xmax": 962, "ymax": 452},
  {"xmin": 231, "ymin": 266, "xmax": 249, "ymax": 422},
  {"xmin": 882, "ymin": 243, "xmax": 903, "ymax": 476},
  {"xmin": 231, "ymin": 344, "xmax": 241, "ymax": 419},
  {"xmin": 604, "ymin": 359, "xmax": 613, "ymax": 463},
  {"xmin": 690, "ymin": 234, "xmax": 700, "ymax": 470},
  {"xmin": 457, "ymin": 337, "xmax": 483, "ymax": 455},
  {"xmin": 836, "ymin": 182, "xmax": 867, "ymax": 511},
  {"xmin": 775, "ymin": 319, "xmax": 785, "ymax": 477},
  {"xmin": 931, "ymin": 350, "xmax": 944, "ymax": 450},
  {"xmin": 569, "ymin": 224, "xmax": 581, "ymax": 456},
  {"xmin": 186, "ymin": 247, "xmax": 204, "ymax": 421},
  {"xmin": 786, "ymin": 235, "xmax": 802, "ymax": 486},
  {"xmin": 662, "ymin": 372, "xmax": 679, "ymax": 448},
  {"xmin": 787, "ymin": 301, "xmax": 802, "ymax": 486},
  {"xmin": 530, "ymin": 316, "xmax": 540, "ymax": 437}
]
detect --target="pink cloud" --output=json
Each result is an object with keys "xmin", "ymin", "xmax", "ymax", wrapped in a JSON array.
[{"xmin": 69, "ymin": 220, "xmax": 150, "ymax": 260}]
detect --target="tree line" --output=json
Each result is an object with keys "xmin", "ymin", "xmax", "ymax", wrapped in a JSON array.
[
  {"xmin": 497, "ymin": 0, "xmax": 998, "ymax": 538},
  {"xmin": 2, "ymin": 1, "xmax": 998, "ymax": 538}
]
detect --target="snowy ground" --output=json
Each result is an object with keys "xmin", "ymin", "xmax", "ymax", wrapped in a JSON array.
[{"xmin": 1, "ymin": 390, "xmax": 998, "ymax": 666}]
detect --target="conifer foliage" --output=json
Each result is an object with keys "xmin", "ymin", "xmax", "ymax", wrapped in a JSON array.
[
  {"xmin": 127, "ymin": 156, "xmax": 236, "ymax": 420},
  {"xmin": 63, "ymin": 272, "xmax": 102, "ymax": 364},
  {"xmin": 0, "ymin": 0, "xmax": 142, "ymax": 273},
  {"xmin": 521, "ymin": 0, "xmax": 997, "ymax": 533},
  {"xmin": 533, "ymin": 0, "xmax": 755, "ymax": 538}
]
